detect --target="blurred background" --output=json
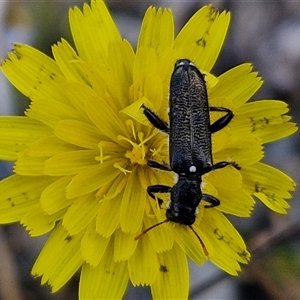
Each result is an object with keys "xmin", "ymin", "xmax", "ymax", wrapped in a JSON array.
[{"xmin": 0, "ymin": 1, "xmax": 299, "ymax": 299}]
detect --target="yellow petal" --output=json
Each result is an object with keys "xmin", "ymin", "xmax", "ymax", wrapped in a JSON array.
[
  {"xmin": 257, "ymin": 122, "xmax": 297, "ymax": 143},
  {"xmin": 80, "ymin": 220, "xmax": 110, "ymax": 266},
  {"xmin": 113, "ymin": 228, "xmax": 137, "ymax": 261},
  {"xmin": 25, "ymin": 136, "xmax": 80, "ymax": 157},
  {"xmin": 211, "ymin": 128, "xmax": 230, "ymax": 155},
  {"xmin": 55, "ymin": 119, "xmax": 101, "ymax": 149},
  {"xmin": 0, "ymin": 117, "xmax": 52, "ymax": 160},
  {"xmin": 240, "ymin": 162, "xmax": 295, "ymax": 214},
  {"xmin": 63, "ymin": 82, "xmax": 95, "ymax": 121},
  {"xmin": 45, "ymin": 150, "xmax": 99, "ymax": 176},
  {"xmin": 209, "ymin": 63, "xmax": 263, "ymax": 108},
  {"xmin": 1, "ymin": 44, "xmax": 67, "ymax": 102},
  {"xmin": 175, "ymin": 5, "xmax": 230, "ymax": 72},
  {"xmin": 213, "ymin": 136, "xmax": 263, "ymax": 166},
  {"xmin": 143, "ymin": 215, "xmax": 174, "ymax": 253},
  {"xmin": 0, "ymin": 175, "xmax": 54, "ymax": 223},
  {"xmin": 236, "ymin": 99, "xmax": 289, "ymax": 118},
  {"xmin": 26, "ymin": 96, "xmax": 82, "ymax": 128},
  {"xmin": 128, "ymin": 233, "xmax": 159, "ymax": 286},
  {"xmin": 32, "ymin": 223, "xmax": 84, "ymax": 292},
  {"xmin": 14, "ymin": 155, "xmax": 47, "ymax": 176},
  {"xmin": 69, "ymin": 1, "xmax": 121, "ymax": 64},
  {"xmin": 133, "ymin": 46, "xmax": 165, "ymax": 111},
  {"xmin": 40, "ymin": 176, "xmax": 73, "ymax": 215},
  {"xmin": 52, "ymin": 39, "xmax": 87, "ymax": 83},
  {"xmin": 21, "ymin": 203, "xmax": 64, "ymax": 236},
  {"xmin": 66, "ymin": 160, "xmax": 121, "ymax": 198},
  {"xmin": 140, "ymin": 172, "xmax": 174, "ymax": 253},
  {"xmin": 216, "ymin": 187, "xmax": 254, "ymax": 217},
  {"xmin": 85, "ymin": 95, "xmax": 127, "ymax": 142},
  {"xmin": 138, "ymin": 7, "xmax": 174, "ymax": 56},
  {"xmin": 201, "ymin": 209, "xmax": 250, "ymax": 275},
  {"xmin": 106, "ymin": 40, "xmax": 135, "ymax": 109},
  {"xmin": 96, "ymin": 194, "xmax": 121, "ymax": 238},
  {"xmin": 174, "ymin": 225, "xmax": 206, "ymax": 265},
  {"xmin": 79, "ymin": 238, "xmax": 129, "ymax": 300},
  {"xmin": 63, "ymin": 193, "xmax": 100, "ymax": 235},
  {"xmin": 151, "ymin": 243, "xmax": 189, "ymax": 300},
  {"xmin": 120, "ymin": 96, "xmax": 155, "ymax": 126},
  {"xmin": 205, "ymin": 166, "xmax": 255, "ymax": 217},
  {"xmin": 120, "ymin": 168, "xmax": 146, "ymax": 233},
  {"xmin": 234, "ymin": 100, "xmax": 297, "ymax": 143}
]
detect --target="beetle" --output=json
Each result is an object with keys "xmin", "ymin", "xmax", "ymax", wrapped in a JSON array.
[{"xmin": 135, "ymin": 59, "xmax": 235, "ymax": 255}]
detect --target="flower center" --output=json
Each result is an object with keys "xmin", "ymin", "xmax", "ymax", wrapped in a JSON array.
[
  {"xmin": 116, "ymin": 120, "xmax": 165, "ymax": 169},
  {"xmin": 125, "ymin": 144, "xmax": 149, "ymax": 166}
]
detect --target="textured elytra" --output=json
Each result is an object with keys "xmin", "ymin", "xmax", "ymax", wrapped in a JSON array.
[{"xmin": 169, "ymin": 61, "xmax": 212, "ymax": 174}]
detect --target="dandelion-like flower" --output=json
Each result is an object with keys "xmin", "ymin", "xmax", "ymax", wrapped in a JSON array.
[{"xmin": 0, "ymin": 1, "xmax": 297, "ymax": 299}]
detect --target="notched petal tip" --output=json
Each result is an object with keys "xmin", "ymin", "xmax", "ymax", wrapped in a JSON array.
[{"xmin": 241, "ymin": 162, "xmax": 296, "ymax": 214}]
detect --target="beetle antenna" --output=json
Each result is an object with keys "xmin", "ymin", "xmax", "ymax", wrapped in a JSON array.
[
  {"xmin": 134, "ymin": 219, "xmax": 169, "ymax": 240},
  {"xmin": 188, "ymin": 225, "xmax": 209, "ymax": 256}
]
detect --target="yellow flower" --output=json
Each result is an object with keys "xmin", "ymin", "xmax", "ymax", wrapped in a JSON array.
[{"xmin": 0, "ymin": 1, "xmax": 296, "ymax": 299}]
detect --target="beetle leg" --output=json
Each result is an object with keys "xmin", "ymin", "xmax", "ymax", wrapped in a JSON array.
[
  {"xmin": 212, "ymin": 161, "xmax": 241, "ymax": 171},
  {"xmin": 212, "ymin": 161, "xmax": 231, "ymax": 170},
  {"xmin": 209, "ymin": 106, "xmax": 233, "ymax": 133},
  {"xmin": 147, "ymin": 185, "xmax": 172, "ymax": 207},
  {"xmin": 202, "ymin": 193, "xmax": 220, "ymax": 208},
  {"xmin": 141, "ymin": 104, "xmax": 170, "ymax": 134},
  {"xmin": 148, "ymin": 160, "xmax": 172, "ymax": 171}
]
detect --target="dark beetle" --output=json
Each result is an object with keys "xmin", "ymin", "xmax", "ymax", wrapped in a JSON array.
[{"xmin": 136, "ymin": 59, "xmax": 235, "ymax": 253}]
